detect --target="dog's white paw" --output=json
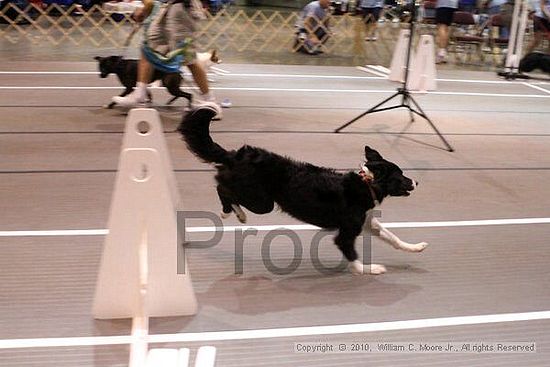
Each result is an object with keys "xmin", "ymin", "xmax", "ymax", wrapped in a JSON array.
[
  {"xmin": 366, "ymin": 264, "xmax": 387, "ymax": 275},
  {"xmin": 349, "ymin": 261, "xmax": 386, "ymax": 275},
  {"xmin": 235, "ymin": 211, "xmax": 247, "ymax": 224},
  {"xmin": 349, "ymin": 260, "xmax": 364, "ymax": 275},
  {"xmin": 409, "ymin": 242, "xmax": 429, "ymax": 253}
]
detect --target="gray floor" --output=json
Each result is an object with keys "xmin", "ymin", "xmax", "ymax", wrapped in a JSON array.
[{"xmin": 1, "ymin": 61, "xmax": 550, "ymax": 366}]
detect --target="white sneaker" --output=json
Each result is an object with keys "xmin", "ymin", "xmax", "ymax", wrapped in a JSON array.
[
  {"xmin": 435, "ymin": 49, "xmax": 447, "ymax": 64},
  {"xmin": 193, "ymin": 100, "xmax": 223, "ymax": 121},
  {"xmin": 112, "ymin": 92, "xmax": 150, "ymax": 108}
]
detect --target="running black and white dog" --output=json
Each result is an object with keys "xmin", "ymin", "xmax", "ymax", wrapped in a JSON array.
[{"xmin": 178, "ymin": 103, "xmax": 428, "ymax": 275}]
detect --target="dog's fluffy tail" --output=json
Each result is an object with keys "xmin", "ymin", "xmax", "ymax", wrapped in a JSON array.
[{"xmin": 178, "ymin": 103, "xmax": 229, "ymax": 164}]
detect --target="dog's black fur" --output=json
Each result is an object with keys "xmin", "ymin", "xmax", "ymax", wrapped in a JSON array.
[
  {"xmin": 178, "ymin": 107, "xmax": 418, "ymax": 263},
  {"xmin": 519, "ymin": 52, "xmax": 550, "ymax": 74},
  {"xmin": 94, "ymin": 55, "xmax": 192, "ymax": 108}
]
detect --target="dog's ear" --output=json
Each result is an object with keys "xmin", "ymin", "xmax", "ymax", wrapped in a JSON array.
[
  {"xmin": 364, "ymin": 146, "xmax": 383, "ymax": 161},
  {"xmin": 210, "ymin": 49, "xmax": 219, "ymax": 63},
  {"xmin": 94, "ymin": 56, "xmax": 101, "ymax": 61}
]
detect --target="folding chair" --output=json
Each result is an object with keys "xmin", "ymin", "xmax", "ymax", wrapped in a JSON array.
[{"xmin": 450, "ymin": 11, "xmax": 485, "ymax": 64}]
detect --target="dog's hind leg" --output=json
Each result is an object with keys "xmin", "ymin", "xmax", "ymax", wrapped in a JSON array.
[
  {"xmin": 163, "ymin": 75, "xmax": 193, "ymax": 106},
  {"xmin": 167, "ymin": 96, "xmax": 178, "ymax": 105},
  {"xmin": 231, "ymin": 204, "xmax": 247, "ymax": 223},
  {"xmin": 367, "ymin": 217, "xmax": 428, "ymax": 253},
  {"xmin": 165, "ymin": 89, "xmax": 193, "ymax": 106},
  {"xmin": 335, "ymin": 227, "xmax": 386, "ymax": 275},
  {"xmin": 217, "ymin": 186, "xmax": 247, "ymax": 223},
  {"xmin": 217, "ymin": 186, "xmax": 235, "ymax": 218}
]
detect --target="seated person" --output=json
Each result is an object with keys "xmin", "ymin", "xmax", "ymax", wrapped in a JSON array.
[{"xmin": 294, "ymin": 0, "xmax": 331, "ymax": 55}]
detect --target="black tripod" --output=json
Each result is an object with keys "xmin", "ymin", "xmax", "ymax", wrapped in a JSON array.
[{"xmin": 334, "ymin": 5, "xmax": 454, "ymax": 152}]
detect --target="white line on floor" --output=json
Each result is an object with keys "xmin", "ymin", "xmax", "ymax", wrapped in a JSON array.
[
  {"xmin": 356, "ymin": 66, "xmax": 388, "ymax": 77},
  {"xmin": 1, "ymin": 217, "xmax": 550, "ymax": 237},
  {"xmin": 0, "ymin": 71, "xmax": 99, "ymax": 75},
  {"xmin": 522, "ymin": 82, "xmax": 550, "ymax": 94},
  {"xmin": 1, "ymin": 70, "xmax": 547, "ymax": 85},
  {"xmin": 366, "ymin": 65, "xmax": 391, "ymax": 74},
  {"xmin": 1, "ymin": 310, "xmax": 549, "ymax": 349},
  {"xmin": 0, "ymin": 86, "xmax": 548, "ymax": 99},
  {"xmin": 217, "ymin": 72, "xmax": 386, "ymax": 80}
]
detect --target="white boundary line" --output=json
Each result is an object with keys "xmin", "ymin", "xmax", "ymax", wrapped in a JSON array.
[
  {"xmin": 1, "ymin": 217, "xmax": 550, "ymax": 237},
  {"xmin": 1, "ymin": 70, "xmax": 548, "ymax": 85},
  {"xmin": 0, "ymin": 85, "xmax": 549, "ymax": 99},
  {"xmin": 0, "ymin": 71, "xmax": 99, "ymax": 75},
  {"xmin": 356, "ymin": 66, "xmax": 388, "ymax": 78},
  {"xmin": 522, "ymin": 82, "xmax": 550, "ymax": 94},
  {"xmin": 366, "ymin": 65, "xmax": 391, "ymax": 74},
  {"xmin": 1, "ymin": 310, "xmax": 549, "ymax": 349}
]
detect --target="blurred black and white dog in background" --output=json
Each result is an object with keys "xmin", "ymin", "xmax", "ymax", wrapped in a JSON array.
[
  {"xmin": 519, "ymin": 52, "xmax": 550, "ymax": 74},
  {"xmin": 94, "ymin": 55, "xmax": 192, "ymax": 109}
]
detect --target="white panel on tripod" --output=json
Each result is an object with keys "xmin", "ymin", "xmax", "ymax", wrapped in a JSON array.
[
  {"xmin": 389, "ymin": 29, "xmax": 414, "ymax": 83},
  {"xmin": 409, "ymin": 35, "xmax": 437, "ymax": 91}
]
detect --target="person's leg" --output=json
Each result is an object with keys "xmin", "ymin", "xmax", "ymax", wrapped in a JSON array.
[
  {"xmin": 435, "ymin": 7, "xmax": 454, "ymax": 63},
  {"xmin": 437, "ymin": 23, "xmax": 450, "ymax": 48},
  {"xmin": 111, "ymin": 54, "xmax": 154, "ymax": 107},
  {"xmin": 436, "ymin": 23, "xmax": 451, "ymax": 63},
  {"xmin": 369, "ymin": 7, "xmax": 382, "ymax": 40},
  {"xmin": 364, "ymin": 8, "xmax": 375, "ymax": 40},
  {"xmin": 188, "ymin": 62, "xmax": 222, "ymax": 119},
  {"xmin": 188, "ymin": 62, "xmax": 211, "ymax": 97},
  {"xmin": 134, "ymin": 56, "xmax": 154, "ymax": 101}
]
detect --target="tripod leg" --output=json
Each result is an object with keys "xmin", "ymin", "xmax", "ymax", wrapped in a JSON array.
[
  {"xmin": 334, "ymin": 91, "xmax": 402, "ymax": 133},
  {"xmin": 408, "ymin": 95, "xmax": 454, "ymax": 152},
  {"xmin": 404, "ymin": 94, "xmax": 415, "ymax": 123}
]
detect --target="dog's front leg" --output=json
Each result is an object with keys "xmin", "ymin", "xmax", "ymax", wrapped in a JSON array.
[
  {"xmin": 335, "ymin": 229, "xmax": 386, "ymax": 275},
  {"xmin": 368, "ymin": 217, "xmax": 428, "ymax": 253},
  {"xmin": 349, "ymin": 261, "xmax": 387, "ymax": 276}
]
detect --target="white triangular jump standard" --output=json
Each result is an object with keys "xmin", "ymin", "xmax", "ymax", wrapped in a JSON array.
[{"xmin": 93, "ymin": 108, "xmax": 197, "ymax": 320}]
